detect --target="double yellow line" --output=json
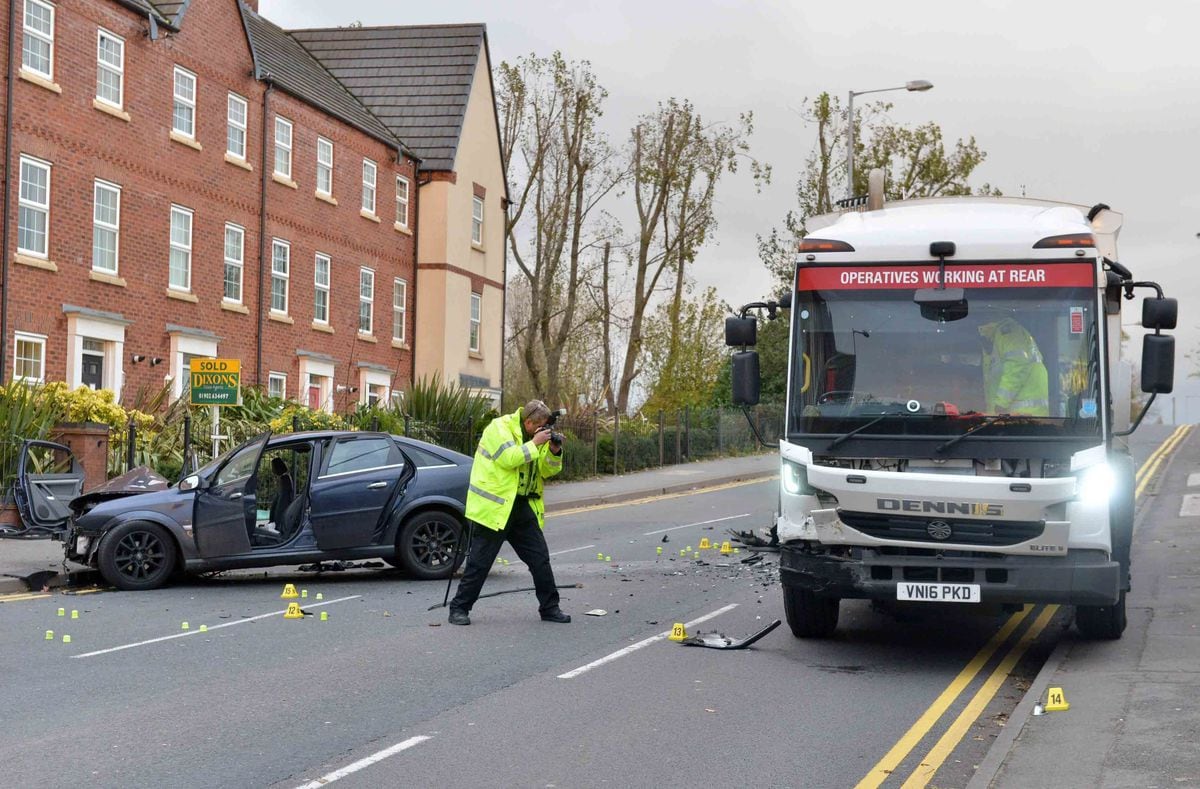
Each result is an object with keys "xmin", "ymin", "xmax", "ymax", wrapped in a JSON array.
[{"xmin": 857, "ymin": 425, "xmax": 1192, "ymax": 788}]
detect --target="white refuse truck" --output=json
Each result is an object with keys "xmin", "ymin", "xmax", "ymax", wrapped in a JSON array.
[{"xmin": 727, "ymin": 181, "xmax": 1177, "ymax": 639}]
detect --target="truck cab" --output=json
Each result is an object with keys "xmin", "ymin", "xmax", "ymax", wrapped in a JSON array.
[{"xmin": 729, "ymin": 192, "xmax": 1176, "ymax": 639}]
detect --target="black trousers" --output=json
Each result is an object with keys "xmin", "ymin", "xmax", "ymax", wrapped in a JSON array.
[{"xmin": 450, "ymin": 497, "xmax": 560, "ymax": 614}]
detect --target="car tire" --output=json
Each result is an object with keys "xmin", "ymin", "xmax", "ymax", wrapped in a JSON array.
[
  {"xmin": 1075, "ymin": 591, "xmax": 1127, "ymax": 639},
  {"xmin": 97, "ymin": 521, "xmax": 178, "ymax": 591},
  {"xmin": 395, "ymin": 511, "xmax": 464, "ymax": 581},
  {"xmin": 783, "ymin": 584, "xmax": 840, "ymax": 638}
]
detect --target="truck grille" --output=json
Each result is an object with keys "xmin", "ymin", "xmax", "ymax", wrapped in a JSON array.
[{"xmin": 838, "ymin": 511, "xmax": 1044, "ymax": 547}]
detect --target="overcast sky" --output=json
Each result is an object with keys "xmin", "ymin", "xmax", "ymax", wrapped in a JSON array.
[{"xmin": 264, "ymin": 0, "xmax": 1200, "ymax": 374}]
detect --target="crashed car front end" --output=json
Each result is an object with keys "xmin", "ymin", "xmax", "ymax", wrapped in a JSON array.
[{"xmin": 63, "ymin": 467, "xmax": 172, "ymax": 568}]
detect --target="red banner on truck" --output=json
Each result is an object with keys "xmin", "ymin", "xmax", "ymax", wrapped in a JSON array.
[{"xmin": 797, "ymin": 262, "xmax": 1094, "ymax": 291}]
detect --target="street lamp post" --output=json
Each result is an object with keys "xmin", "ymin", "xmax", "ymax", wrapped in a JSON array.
[{"xmin": 846, "ymin": 80, "xmax": 934, "ymax": 200}]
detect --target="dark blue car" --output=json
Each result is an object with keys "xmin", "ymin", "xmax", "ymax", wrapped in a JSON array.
[{"xmin": 63, "ymin": 431, "xmax": 471, "ymax": 590}]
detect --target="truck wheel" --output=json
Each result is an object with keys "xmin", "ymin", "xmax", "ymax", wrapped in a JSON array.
[
  {"xmin": 97, "ymin": 521, "xmax": 177, "ymax": 591},
  {"xmin": 783, "ymin": 585, "xmax": 840, "ymax": 638},
  {"xmin": 1075, "ymin": 591, "xmax": 1127, "ymax": 639}
]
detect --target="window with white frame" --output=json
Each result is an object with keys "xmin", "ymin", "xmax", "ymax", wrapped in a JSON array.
[
  {"xmin": 392, "ymin": 278, "xmax": 407, "ymax": 344},
  {"xmin": 13, "ymin": 332, "xmax": 45, "ymax": 382},
  {"xmin": 271, "ymin": 239, "xmax": 289, "ymax": 314},
  {"xmin": 267, "ymin": 372, "xmax": 286, "ymax": 400},
  {"xmin": 274, "ymin": 117, "xmax": 292, "ymax": 178},
  {"xmin": 223, "ymin": 223, "xmax": 244, "ymax": 303},
  {"xmin": 172, "ymin": 66, "xmax": 196, "ymax": 138},
  {"xmin": 96, "ymin": 30, "xmax": 124, "ymax": 108},
  {"xmin": 469, "ymin": 292, "xmax": 481, "ymax": 352},
  {"xmin": 361, "ymin": 159, "xmax": 376, "ymax": 214},
  {"xmin": 471, "ymin": 196, "xmax": 484, "ymax": 245},
  {"xmin": 169, "ymin": 330, "xmax": 217, "ymax": 399},
  {"xmin": 18, "ymin": 155, "xmax": 50, "ymax": 258},
  {"xmin": 227, "ymin": 93, "xmax": 247, "ymax": 160},
  {"xmin": 313, "ymin": 253, "xmax": 330, "ymax": 324},
  {"xmin": 92, "ymin": 180, "xmax": 120, "ymax": 274},
  {"xmin": 22, "ymin": 0, "xmax": 54, "ymax": 80},
  {"xmin": 359, "ymin": 267, "xmax": 374, "ymax": 335},
  {"xmin": 316, "ymin": 137, "xmax": 333, "ymax": 195},
  {"xmin": 395, "ymin": 176, "xmax": 409, "ymax": 227},
  {"xmin": 169, "ymin": 206, "xmax": 192, "ymax": 291}
]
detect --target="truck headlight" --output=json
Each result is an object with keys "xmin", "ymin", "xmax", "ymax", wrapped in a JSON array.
[
  {"xmin": 782, "ymin": 460, "xmax": 811, "ymax": 495},
  {"xmin": 1076, "ymin": 463, "xmax": 1115, "ymax": 503}
]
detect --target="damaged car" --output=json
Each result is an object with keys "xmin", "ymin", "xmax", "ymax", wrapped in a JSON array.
[{"xmin": 64, "ymin": 430, "xmax": 471, "ymax": 590}]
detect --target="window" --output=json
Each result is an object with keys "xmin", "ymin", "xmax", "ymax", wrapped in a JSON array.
[
  {"xmin": 21, "ymin": 0, "xmax": 54, "ymax": 80},
  {"xmin": 392, "ymin": 278, "xmax": 407, "ymax": 344},
  {"xmin": 471, "ymin": 196, "xmax": 484, "ymax": 245},
  {"xmin": 96, "ymin": 30, "xmax": 124, "ymax": 108},
  {"xmin": 366, "ymin": 383, "xmax": 387, "ymax": 407},
  {"xmin": 223, "ymin": 223, "xmax": 244, "ymax": 303},
  {"xmin": 274, "ymin": 117, "xmax": 292, "ymax": 178},
  {"xmin": 271, "ymin": 239, "xmax": 289, "ymax": 313},
  {"xmin": 80, "ymin": 338, "xmax": 105, "ymax": 390},
  {"xmin": 469, "ymin": 292, "xmax": 481, "ymax": 352},
  {"xmin": 361, "ymin": 159, "xmax": 376, "ymax": 214},
  {"xmin": 313, "ymin": 253, "xmax": 330, "ymax": 324},
  {"xmin": 169, "ymin": 205, "xmax": 192, "ymax": 291},
  {"xmin": 18, "ymin": 155, "xmax": 50, "ymax": 258},
  {"xmin": 92, "ymin": 180, "xmax": 120, "ymax": 274},
  {"xmin": 13, "ymin": 332, "xmax": 45, "ymax": 382},
  {"xmin": 359, "ymin": 267, "xmax": 374, "ymax": 335},
  {"xmin": 66, "ymin": 311, "xmax": 125, "ymax": 397},
  {"xmin": 325, "ymin": 437, "xmax": 398, "ymax": 476},
  {"xmin": 227, "ymin": 93, "xmax": 248, "ymax": 160},
  {"xmin": 267, "ymin": 372, "xmax": 286, "ymax": 400},
  {"xmin": 395, "ymin": 176, "xmax": 409, "ymax": 227},
  {"xmin": 172, "ymin": 66, "xmax": 196, "ymax": 138},
  {"xmin": 316, "ymin": 137, "xmax": 333, "ymax": 195}
]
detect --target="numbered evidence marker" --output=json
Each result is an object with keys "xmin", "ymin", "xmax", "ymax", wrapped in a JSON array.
[
  {"xmin": 284, "ymin": 602, "xmax": 305, "ymax": 620},
  {"xmin": 1045, "ymin": 686, "xmax": 1070, "ymax": 712},
  {"xmin": 668, "ymin": 622, "xmax": 689, "ymax": 642}
]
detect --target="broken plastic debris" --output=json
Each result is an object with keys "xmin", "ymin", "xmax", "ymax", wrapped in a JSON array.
[{"xmin": 585, "ymin": 609, "xmax": 608, "ymax": 616}]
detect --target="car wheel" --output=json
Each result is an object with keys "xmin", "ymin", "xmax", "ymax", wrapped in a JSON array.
[
  {"xmin": 98, "ymin": 521, "xmax": 178, "ymax": 591},
  {"xmin": 395, "ymin": 511, "xmax": 464, "ymax": 580}
]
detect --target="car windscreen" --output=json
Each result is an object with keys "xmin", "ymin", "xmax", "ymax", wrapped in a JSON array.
[{"xmin": 789, "ymin": 261, "xmax": 1101, "ymax": 439}]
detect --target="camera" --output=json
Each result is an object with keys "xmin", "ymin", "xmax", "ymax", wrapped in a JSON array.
[{"xmin": 541, "ymin": 407, "xmax": 567, "ymax": 446}]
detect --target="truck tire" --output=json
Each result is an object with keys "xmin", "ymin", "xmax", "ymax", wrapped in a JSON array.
[
  {"xmin": 1075, "ymin": 591, "xmax": 1127, "ymax": 639},
  {"xmin": 783, "ymin": 585, "xmax": 840, "ymax": 638}
]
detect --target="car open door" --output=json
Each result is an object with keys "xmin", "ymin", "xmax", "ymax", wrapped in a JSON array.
[
  {"xmin": 11, "ymin": 440, "xmax": 84, "ymax": 535},
  {"xmin": 192, "ymin": 432, "xmax": 269, "ymax": 558},
  {"xmin": 308, "ymin": 434, "xmax": 410, "ymax": 550}
]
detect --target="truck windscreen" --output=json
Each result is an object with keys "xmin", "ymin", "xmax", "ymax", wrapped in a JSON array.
[{"xmin": 789, "ymin": 261, "xmax": 1101, "ymax": 439}]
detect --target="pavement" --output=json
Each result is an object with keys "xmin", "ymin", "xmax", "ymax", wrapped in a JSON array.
[
  {"xmin": 971, "ymin": 423, "xmax": 1200, "ymax": 789},
  {"xmin": 0, "ymin": 451, "xmax": 778, "ymax": 594}
]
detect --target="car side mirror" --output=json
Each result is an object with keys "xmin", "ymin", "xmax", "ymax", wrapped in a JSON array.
[
  {"xmin": 732, "ymin": 351, "xmax": 761, "ymax": 406},
  {"xmin": 725, "ymin": 316, "xmax": 757, "ymax": 347},
  {"xmin": 1141, "ymin": 334, "xmax": 1174, "ymax": 394},
  {"xmin": 179, "ymin": 474, "xmax": 202, "ymax": 492},
  {"xmin": 1142, "ymin": 297, "xmax": 1177, "ymax": 331}
]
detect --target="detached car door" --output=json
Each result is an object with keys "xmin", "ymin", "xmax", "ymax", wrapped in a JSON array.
[
  {"xmin": 308, "ymin": 434, "xmax": 408, "ymax": 550},
  {"xmin": 12, "ymin": 440, "xmax": 84, "ymax": 534},
  {"xmin": 193, "ymin": 432, "xmax": 269, "ymax": 558}
]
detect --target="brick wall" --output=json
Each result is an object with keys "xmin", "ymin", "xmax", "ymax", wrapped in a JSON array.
[{"xmin": 0, "ymin": 0, "xmax": 415, "ymax": 412}]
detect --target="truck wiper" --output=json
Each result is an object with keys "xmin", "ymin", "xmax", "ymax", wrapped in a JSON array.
[
  {"xmin": 935, "ymin": 415, "xmax": 1007, "ymax": 453},
  {"xmin": 829, "ymin": 411, "xmax": 910, "ymax": 449}
]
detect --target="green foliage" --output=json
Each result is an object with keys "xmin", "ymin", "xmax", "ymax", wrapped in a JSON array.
[
  {"xmin": 641, "ymin": 287, "xmax": 728, "ymax": 413},
  {"xmin": 0, "ymin": 382, "xmax": 60, "ymax": 498},
  {"xmin": 269, "ymin": 403, "xmax": 349, "ymax": 434},
  {"xmin": 402, "ymin": 373, "xmax": 496, "ymax": 434}
]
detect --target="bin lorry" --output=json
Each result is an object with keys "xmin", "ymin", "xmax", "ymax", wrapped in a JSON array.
[{"xmin": 727, "ymin": 178, "xmax": 1176, "ymax": 640}]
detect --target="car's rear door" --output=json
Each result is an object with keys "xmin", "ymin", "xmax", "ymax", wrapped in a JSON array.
[
  {"xmin": 308, "ymin": 434, "xmax": 407, "ymax": 550},
  {"xmin": 13, "ymin": 440, "xmax": 84, "ymax": 534},
  {"xmin": 193, "ymin": 432, "xmax": 269, "ymax": 558}
]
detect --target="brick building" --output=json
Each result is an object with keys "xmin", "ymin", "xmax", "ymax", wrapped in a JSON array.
[{"xmin": 0, "ymin": 0, "xmax": 506, "ymax": 412}]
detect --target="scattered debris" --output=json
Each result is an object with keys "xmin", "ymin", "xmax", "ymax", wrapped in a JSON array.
[
  {"xmin": 585, "ymin": 609, "xmax": 608, "ymax": 616},
  {"xmin": 680, "ymin": 619, "xmax": 781, "ymax": 650},
  {"xmin": 298, "ymin": 560, "xmax": 385, "ymax": 572},
  {"xmin": 661, "ymin": 535, "xmax": 669, "ymax": 543}
]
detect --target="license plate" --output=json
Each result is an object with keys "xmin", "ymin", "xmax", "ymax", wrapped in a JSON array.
[{"xmin": 896, "ymin": 582, "xmax": 980, "ymax": 603}]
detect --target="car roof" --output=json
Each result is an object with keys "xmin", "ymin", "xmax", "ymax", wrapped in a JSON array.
[{"xmin": 267, "ymin": 430, "xmax": 470, "ymax": 463}]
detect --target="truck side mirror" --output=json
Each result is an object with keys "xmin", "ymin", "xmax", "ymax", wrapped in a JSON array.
[
  {"xmin": 732, "ymin": 351, "xmax": 761, "ymax": 406},
  {"xmin": 1142, "ymin": 297, "xmax": 1177, "ymax": 331},
  {"xmin": 777, "ymin": 291, "xmax": 793, "ymax": 310},
  {"xmin": 1141, "ymin": 334, "xmax": 1174, "ymax": 394},
  {"xmin": 725, "ymin": 316, "xmax": 757, "ymax": 347}
]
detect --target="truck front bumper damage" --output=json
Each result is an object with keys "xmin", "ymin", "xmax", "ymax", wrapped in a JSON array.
[{"xmin": 779, "ymin": 545, "xmax": 1120, "ymax": 607}]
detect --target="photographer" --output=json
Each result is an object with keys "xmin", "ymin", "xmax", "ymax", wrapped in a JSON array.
[{"xmin": 448, "ymin": 400, "xmax": 569, "ymax": 625}]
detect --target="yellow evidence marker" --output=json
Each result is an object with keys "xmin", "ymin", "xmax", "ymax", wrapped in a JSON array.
[
  {"xmin": 1045, "ymin": 687, "xmax": 1070, "ymax": 712},
  {"xmin": 62, "ymin": 634, "xmax": 71, "ymax": 643},
  {"xmin": 45, "ymin": 630, "xmax": 54, "ymax": 640},
  {"xmin": 320, "ymin": 611, "xmax": 328, "ymax": 621},
  {"xmin": 668, "ymin": 622, "xmax": 689, "ymax": 642},
  {"xmin": 281, "ymin": 583, "xmax": 299, "ymax": 599},
  {"xmin": 699, "ymin": 538, "xmax": 712, "ymax": 550},
  {"xmin": 720, "ymin": 541, "xmax": 733, "ymax": 555},
  {"xmin": 284, "ymin": 602, "xmax": 304, "ymax": 620},
  {"xmin": 656, "ymin": 546, "xmax": 663, "ymax": 555}
]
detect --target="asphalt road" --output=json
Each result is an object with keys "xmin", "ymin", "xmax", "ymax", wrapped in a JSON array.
[{"xmin": 0, "ymin": 426, "xmax": 1175, "ymax": 789}]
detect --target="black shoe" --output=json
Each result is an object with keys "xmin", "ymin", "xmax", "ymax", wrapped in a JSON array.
[
  {"xmin": 540, "ymin": 608, "xmax": 571, "ymax": 623},
  {"xmin": 448, "ymin": 608, "xmax": 470, "ymax": 626}
]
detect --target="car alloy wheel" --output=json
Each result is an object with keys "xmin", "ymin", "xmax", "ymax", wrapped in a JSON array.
[
  {"xmin": 98, "ymin": 521, "xmax": 177, "ymax": 591},
  {"xmin": 413, "ymin": 517, "xmax": 457, "ymax": 570},
  {"xmin": 397, "ymin": 511, "xmax": 464, "ymax": 580},
  {"xmin": 114, "ymin": 529, "xmax": 167, "ymax": 581}
]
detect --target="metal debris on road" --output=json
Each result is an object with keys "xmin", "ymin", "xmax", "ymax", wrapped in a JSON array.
[
  {"xmin": 680, "ymin": 619, "xmax": 781, "ymax": 650},
  {"xmin": 585, "ymin": 609, "xmax": 607, "ymax": 616}
]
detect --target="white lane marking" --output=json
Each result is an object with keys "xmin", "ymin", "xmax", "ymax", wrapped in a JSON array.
[
  {"xmin": 557, "ymin": 603, "xmax": 739, "ymax": 679},
  {"xmin": 549, "ymin": 543, "xmax": 596, "ymax": 557},
  {"xmin": 1181, "ymin": 494, "xmax": 1200, "ymax": 518},
  {"xmin": 294, "ymin": 735, "xmax": 431, "ymax": 789},
  {"xmin": 642, "ymin": 513, "xmax": 752, "ymax": 536},
  {"xmin": 71, "ymin": 595, "xmax": 362, "ymax": 659},
  {"xmin": 1188, "ymin": 472, "xmax": 1200, "ymax": 489}
]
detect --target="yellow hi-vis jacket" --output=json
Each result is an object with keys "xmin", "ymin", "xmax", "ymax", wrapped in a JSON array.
[
  {"xmin": 980, "ymin": 318, "xmax": 1050, "ymax": 416},
  {"xmin": 465, "ymin": 407, "xmax": 563, "ymax": 531}
]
